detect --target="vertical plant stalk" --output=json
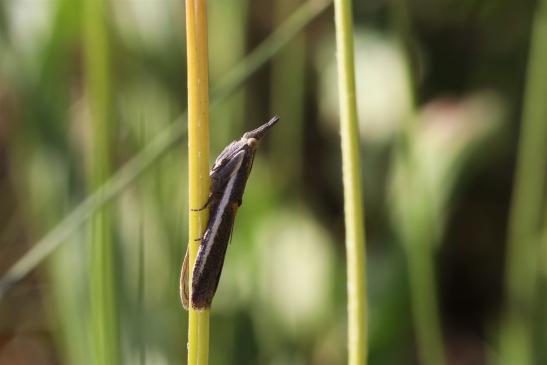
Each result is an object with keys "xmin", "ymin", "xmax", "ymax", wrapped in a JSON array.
[
  {"xmin": 501, "ymin": 0, "xmax": 547, "ymax": 363},
  {"xmin": 83, "ymin": 0, "xmax": 120, "ymax": 364},
  {"xmin": 270, "ymin": 0, "xmax": 306, "ymax": 189},
  {"xmin": 209, "ymin": 0, "xmax": 249, "ymax": 137},
  {"xmin": 333, "ymin": 0, "xmax": 368, "ymax": 364},
  {"xmin": 186, "ymin": 0, "xmax": 210, "ymax": 364},
  {"xmin": 390, "ymin": 1, "xmax": 446, "ymax": 363},
  {"xmin": 406, "ymin": 224, "xmax": 446, "ymax": 365}
]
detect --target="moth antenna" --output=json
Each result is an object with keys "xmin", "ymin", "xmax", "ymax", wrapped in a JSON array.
[{"xmin": 243, "ymin": 116, "xmax": 280, "ymax": 140}]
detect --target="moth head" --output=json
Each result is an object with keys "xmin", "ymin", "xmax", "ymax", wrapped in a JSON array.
[{"xmin": 242, "ymin": 116, "xmax": 280, "ymax": 140}]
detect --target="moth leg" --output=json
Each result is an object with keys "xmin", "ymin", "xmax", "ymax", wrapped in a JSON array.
[
  {"xmin": 194, "ymin": 237, "xmax": 203, "ymax": 242},
  {"xmin": 190, "ymin": 190, "xmax": 226, "ymax": 212},
  {"xmin": 190, "ymin": 195, "xmax": 213, "ymax": 212}
]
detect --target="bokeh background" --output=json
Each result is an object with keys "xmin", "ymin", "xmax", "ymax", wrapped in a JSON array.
[{"xmin": 0, "ymin": 0, "xmax": 546, "ymax": 364}]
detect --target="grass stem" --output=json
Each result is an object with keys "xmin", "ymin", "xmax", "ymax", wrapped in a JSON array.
[
  {"xmin": 186, "ymin": 0, "xmax": 211, "ymax": 363},
  {"xmin": 500, "ymin": 0, "xmax": 547, "ymax": 362},
  {"xmin": 83, "ymin": 0, "xmax": 120, "ymax": 363},
  {"xmin": 333, "ymin": 0, "xmax": 367, "ymax": 363}
]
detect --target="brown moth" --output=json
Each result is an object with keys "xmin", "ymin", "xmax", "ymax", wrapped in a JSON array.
[{"xmin": 181, "ymin": 116, "xmax": 280, "ymax": 310}]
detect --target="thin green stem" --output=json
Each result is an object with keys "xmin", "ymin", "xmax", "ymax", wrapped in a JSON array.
[
  {"xmin": 397, "ymin": 137, "xmax": 447, "ymax": 365},
  {"xmin": 185, "ymin": 0, "xmax": 211, "ymax": 362},
  {"xmin": 137, "ymin": 123, "xmax": 146, "ymax": 365},
  {"xmin": 83, "ymin": 0, "xmax": 120, "ymax": 363},
  {"xmin": 394, "ymin": 3, "xmax": 450, "ymax": 365},
  {"xmin": 390, "ymin": 2, "xmax": 446, "ymax": 363},
  {"xmin": 333, "ymin": 0, "xmax": 367, "ymax": 363},
  {"xmin": 211, "ymin": 0, "xmax": 331, "ymax": 101},
  {"xmin": 270, "ymin": 0, "xmax": 306, "ymax": 189},
  {"xmin": 500, "ymin": 0, "xmax": 547, "ymax": 363},
  {"xmin": 406, "ymin": 224, "xmax": 446, "ymax": 365}
]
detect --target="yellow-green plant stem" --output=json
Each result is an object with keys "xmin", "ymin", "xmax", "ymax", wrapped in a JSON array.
[
  {"xmin": 500, "ymin": 0, "xmax": 547, "ymax": 363},
  {"xmin": 83, "ymin": 0, "xmax": 120, "ymax": 364},
  {"xmin": 333, "ymin": 0, "xmax": 367, "ymax": 363},
  {"xmin": 186, "ymin": 0, "xmax": 210, "ymax": 364}
]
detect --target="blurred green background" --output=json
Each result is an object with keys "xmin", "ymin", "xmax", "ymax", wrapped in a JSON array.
[{"xmin": 0, "ymin": 0, "xmax": 546, "ymax": 364}]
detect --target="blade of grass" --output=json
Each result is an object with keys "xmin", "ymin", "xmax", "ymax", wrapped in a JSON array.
[
  {"xmin": 499, "ymin": 0, "xmax": 547, "ymax": 362},
  {"xmin": 209, "ymin": 0, "xmax": 249, "ymax": 140},
  {"xmin": 406, "ymin": 222, "xmax": 446, "ymax": 365},
  {"xmin": 211, "ymin": 0, "xmax": 331, "ymax": 101},
  {"xmin": 270, "ymin": 0, "xmax": 306, "ymax": 191},
  {"xmin": 0, "ymin": 0, "xmax": 332, "ymax": 301},
  {"xmin": 389, "ymin": 2, "xmax": 446, "ymax": 363},
  {"xmin": 83, "ymin": 0, "xmax": 120, "ymax": 363},
  {"xmin": 136, "ymin": 122, "xmax": 147, "ymax": 365},
  {"xmin": 185, "ymin": 0, "xmax": 211, "ymax": 363},
  {"xmin": 333, "ymin": 0, "xmax": 368, "ymax": 363}
]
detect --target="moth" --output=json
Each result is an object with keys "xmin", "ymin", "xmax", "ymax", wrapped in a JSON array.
[{"xmin": 181, "ymin": 116, "xmax": 280, "ymax": 310}]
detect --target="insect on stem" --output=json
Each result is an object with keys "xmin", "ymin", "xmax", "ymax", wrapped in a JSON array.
[{"xmin": 180, "ymin": 116, "xmax": 280, "ymax": 310}]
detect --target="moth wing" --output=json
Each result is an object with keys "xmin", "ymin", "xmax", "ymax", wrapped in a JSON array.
[
  {"xmin": 212, "ymin": 205, "xmax": 237, "ymax": 287},
  {"xmin": 191, "ymin": 151, "xmax": 246, "ymax": 309},
  {"xmin": 191, "ymin": 207, "xmax": 237, "ymax": 310},
  {"xmin": 180, "ymin": 247, "xmax": 190, "ymax": 310},
  {"xmin": 211, "ymin": 140, "xmax": 246, "ymax": 175},
  {"xmin": 210, "ymin": 145, "xmax": 252, "ymax": 194}
]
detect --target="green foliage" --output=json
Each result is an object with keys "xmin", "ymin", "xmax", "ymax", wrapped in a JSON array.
[{"xmin": 0, "ymin": 0, "xmax": 545, "ymax": 364}]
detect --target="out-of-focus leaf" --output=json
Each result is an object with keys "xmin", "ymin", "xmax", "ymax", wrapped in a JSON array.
[{"xmin": 390, "ymin": 91, "xmax": 505, "ymax": 248}]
